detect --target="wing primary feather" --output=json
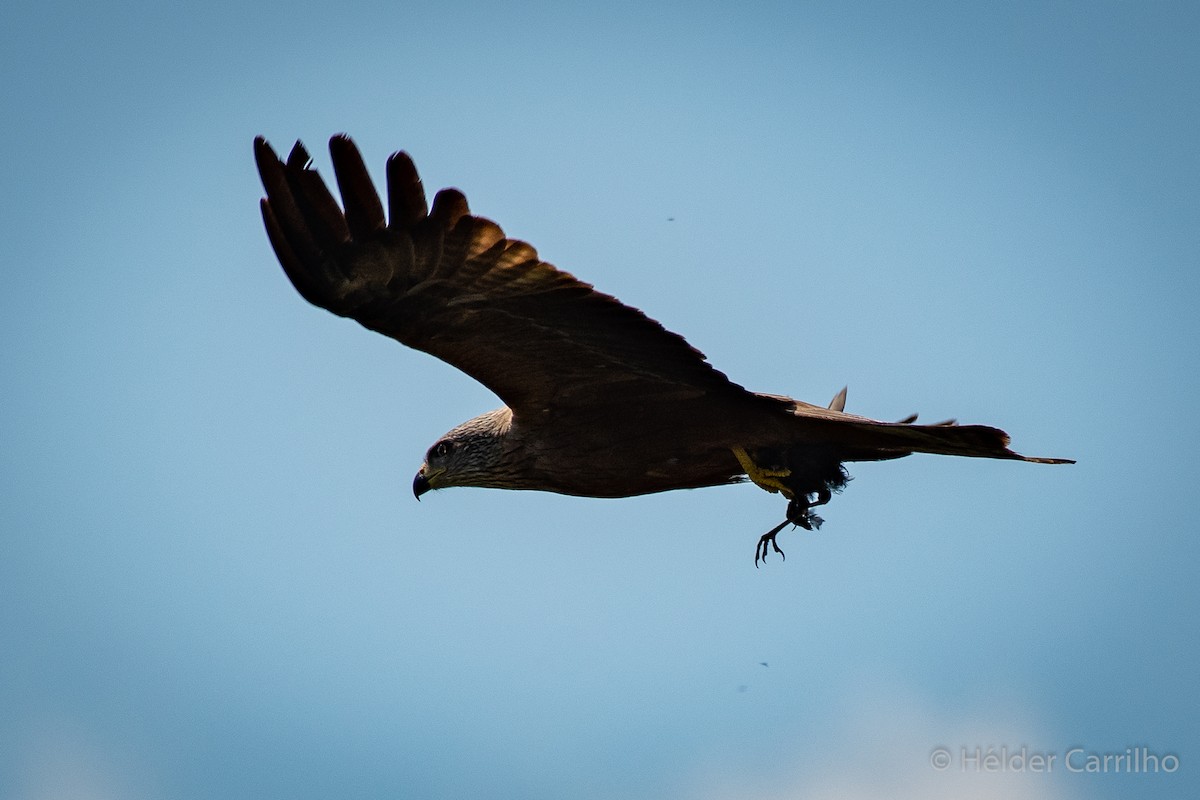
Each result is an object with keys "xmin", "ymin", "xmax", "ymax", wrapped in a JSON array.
[
  {"xmin": 329, "ymin": 134, "xmax": 386, "ymax": 237},
  {"xmin": 429, "ymin": 188, "xmax": 471, "ymax": 230},
  {"xmin": 254, "ymin": 137, "xmax": 327, "ymax": 270},
  {"xmin": 283, "ymin": 144, "xmax": 352, "ymax": 253},
  {"xmin": 285, "ymin": 140, "xmax": 314, "ymax": 170},
  {"xmin": 260, "ymin": 199, "xmax": 328, "ymax": 307},
  {"xmin": 386, "ymin": 151, "xmax": 428, "ymax": 229}
]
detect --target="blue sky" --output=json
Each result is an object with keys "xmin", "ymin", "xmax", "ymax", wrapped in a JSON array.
[{"xmin": 2, "ymin": 1, "xmax": 1197, "ymax": 798}]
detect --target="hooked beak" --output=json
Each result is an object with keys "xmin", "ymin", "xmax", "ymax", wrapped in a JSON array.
[{"xmin": 412, "ymin": 468, "xmax": 431, "ymax": 500}]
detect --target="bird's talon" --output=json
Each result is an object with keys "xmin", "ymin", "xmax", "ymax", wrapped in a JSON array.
[{"xmin": 755, "ymin": 518, "xmax": 791, "ymax": 567}]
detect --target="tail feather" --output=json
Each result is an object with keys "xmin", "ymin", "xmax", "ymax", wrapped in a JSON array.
[
  {"xmin": 781, "ymin": 394, "xmax": 1074, "ymax": 464},
  {"xmin": 833, "ymin": 418, "xmax": 1074, "ymax": 464}
]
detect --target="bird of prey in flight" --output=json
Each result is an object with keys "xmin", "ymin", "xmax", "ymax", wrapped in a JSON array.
[{"xmin": 254, "ymin": 135, "xmax": 1073, "ymax": 564}]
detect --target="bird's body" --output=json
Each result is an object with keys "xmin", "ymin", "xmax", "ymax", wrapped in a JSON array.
[
  {"xmin": 434, "ymin": 406, "xmax": 741, "ymax": 498},
  {"xmin": 255, "ymin": 134, "xmax": 1072, "ymax": 562}
]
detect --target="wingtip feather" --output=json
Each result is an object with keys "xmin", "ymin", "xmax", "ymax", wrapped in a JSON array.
[
  {"xmin": 386, "ymin": 150, "xmax": 428, "ymax": 229},
  {"xmin": 253, "ymin": 136, "xmax": 284, "ymax": 193},
  {"xmin": 328, "ymin": 134, "xmax": 386, "ymax": 236},
  {"xmin": 287, "ymin": 140, "xmax": 314, "ymax": 170},
  {"xmin": 430, "ymin": 188, "xmax": 471, "ymax": 229},
  {"xmin": 260, "ymin": 198, "xmax": 326, "ymax": 307}
]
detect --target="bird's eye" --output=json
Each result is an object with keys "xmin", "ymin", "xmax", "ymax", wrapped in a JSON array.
[{"xmin": 432, "ymin": 441, "xmax": 454, "ymax": 459}]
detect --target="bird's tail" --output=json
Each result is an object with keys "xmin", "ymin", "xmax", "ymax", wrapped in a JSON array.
[
  {"xmin": 786, "ymin": 389, "xmax": 1074, "ymax": 464},
  {"xmin": 832, "ymin": 418, "xmax": 1074, "ymax": 464}
]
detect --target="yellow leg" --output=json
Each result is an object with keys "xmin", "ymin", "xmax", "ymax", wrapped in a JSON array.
[{"xmin": 731, "ymin": 446, "xmax": 794, "ymax": 498}]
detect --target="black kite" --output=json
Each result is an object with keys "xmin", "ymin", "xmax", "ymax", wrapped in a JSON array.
[{"xmin": 254, "ymin": 135, "xmax": 1073, "ymax": 564}]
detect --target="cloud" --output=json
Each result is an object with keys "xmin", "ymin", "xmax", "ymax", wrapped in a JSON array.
[
  {"xmin": 685, "ymin": 682, "xmax": 1079, "ymax": 800},
  {"xmin": 10, "ymin": 714, "xmax": 158, "ymax": 800}
]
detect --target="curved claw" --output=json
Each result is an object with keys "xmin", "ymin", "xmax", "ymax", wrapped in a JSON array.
[
  {"xmin": 755, "ymin": 519, "xmax": 792, "ymax": 568},
  {"xmin": 754, "ymin": 492, "xmax": 835, "ymax": 567}
]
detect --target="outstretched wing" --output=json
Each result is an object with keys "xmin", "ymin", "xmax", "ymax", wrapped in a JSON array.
[{"xmin": 255, "ymin": 135, "xmax": 767, "ymax": 416}]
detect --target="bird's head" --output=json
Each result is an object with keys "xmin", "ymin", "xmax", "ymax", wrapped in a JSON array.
[{"xmin": 412, "ymin": 408, "xmax": 514, "ymax": 498}]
